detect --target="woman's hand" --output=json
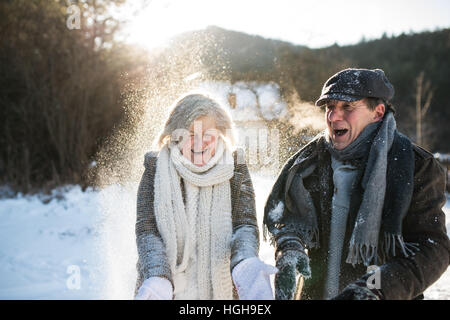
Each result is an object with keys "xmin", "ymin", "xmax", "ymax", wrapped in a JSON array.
[
  {"xmin": 232, "ymin": 257, "xmax": 278, "ymax": 300},
  {"xmin": 135, "ymin": 277, "xmax": 173, "ymax": 300}
]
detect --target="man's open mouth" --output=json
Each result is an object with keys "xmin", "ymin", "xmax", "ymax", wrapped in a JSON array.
[{"xmin": 334, "ymin": 128, "xmax": 348, "ymax": 137}]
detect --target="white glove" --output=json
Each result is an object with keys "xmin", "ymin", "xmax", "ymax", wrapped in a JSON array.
[
  {"xmin": 135, "ymin": 276, "xmax": 173, "ymax": 300},
  {"xmin": 232, "ymin": 257, "xmax": 278, "ymax": 300}
]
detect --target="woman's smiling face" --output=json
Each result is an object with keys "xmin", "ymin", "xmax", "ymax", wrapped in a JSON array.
[
  {"xmin": 325, "ymin": 99, "xmax": 385, "ymax": 150},
  {"xmin": 181, "ymin": 115, "xmax": 219, "ymax": 166}
]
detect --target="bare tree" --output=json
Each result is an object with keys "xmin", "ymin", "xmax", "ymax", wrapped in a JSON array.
[{"xmin": 415, "ymin": 71, "xmax": 434, "ymax": 146}]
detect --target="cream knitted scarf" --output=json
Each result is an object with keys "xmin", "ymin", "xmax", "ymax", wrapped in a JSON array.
[{"xmin": 154, "ymin": 138, "xmax": 235, "ymax": 300}]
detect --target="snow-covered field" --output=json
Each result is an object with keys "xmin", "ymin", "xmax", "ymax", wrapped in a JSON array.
[{"xmin": 0, "ymin": 173, "xmax": 448, "ymax": 300}]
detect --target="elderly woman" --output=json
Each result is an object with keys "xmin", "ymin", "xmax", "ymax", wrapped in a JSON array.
[{"xmin": 134, "ymin": 93, "xmax": 277, "ymax": 300}]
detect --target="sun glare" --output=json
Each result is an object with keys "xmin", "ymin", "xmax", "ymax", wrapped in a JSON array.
[{"xmin": 124, "ymin": 1, "xmax": 212, "ymax": 51}]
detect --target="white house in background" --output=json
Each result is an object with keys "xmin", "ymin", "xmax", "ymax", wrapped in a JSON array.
[
  {"xmin": 198, "ymin": 81, "xmax": 287, "ymax": 170},
  {"xmin": 198, "ymin": 81, "xmax": 288, "ymax": 123}
]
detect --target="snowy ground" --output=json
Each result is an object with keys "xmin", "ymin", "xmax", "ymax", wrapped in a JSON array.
[{"xmin": 0, "ymin": 173, "xmax": 448, "ymax": 300}]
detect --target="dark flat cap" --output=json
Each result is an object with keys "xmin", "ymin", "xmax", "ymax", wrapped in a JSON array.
[{"xmin": 315, "ymin": 68, "xmax": 395, "ymax": 106}]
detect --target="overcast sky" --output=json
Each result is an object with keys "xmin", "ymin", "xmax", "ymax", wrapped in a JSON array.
[{"xmin": 120, "ymin": 0, "xmax": 450, "ymax": 50}]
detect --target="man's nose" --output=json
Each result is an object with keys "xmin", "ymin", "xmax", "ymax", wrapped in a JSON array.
[{"xmin": 328, "ymin": 107, "xmax": 344, "ymax": 122}]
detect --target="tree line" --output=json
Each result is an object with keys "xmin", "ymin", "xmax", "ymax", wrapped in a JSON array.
[{"xmin": 0, "ymin": 0, "xmax": 148, "ymax": 193}]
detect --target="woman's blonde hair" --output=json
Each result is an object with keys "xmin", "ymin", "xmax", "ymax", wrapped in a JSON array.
[{"xmin": 157, "ymin": 92, "xmax": 235, "ymax": 148}]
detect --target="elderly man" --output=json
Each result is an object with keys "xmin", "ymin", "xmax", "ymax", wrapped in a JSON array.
[{"xmin": 263, "ymin": 68, "xmax": 449, "ymax": 300}]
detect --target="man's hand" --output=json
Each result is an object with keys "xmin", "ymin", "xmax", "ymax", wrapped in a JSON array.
[
  {"xmin": 331, "ymin": 280, "xmax": 382, "ymax": 300},
  {"xmin": 275, "ymin": 250, "xmax": 311, "ymax": 300}
]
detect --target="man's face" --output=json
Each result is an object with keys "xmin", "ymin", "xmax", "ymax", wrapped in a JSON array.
[{"xmin": 325, "ymin": 99, "xmax": 383, "ymax": 150}]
